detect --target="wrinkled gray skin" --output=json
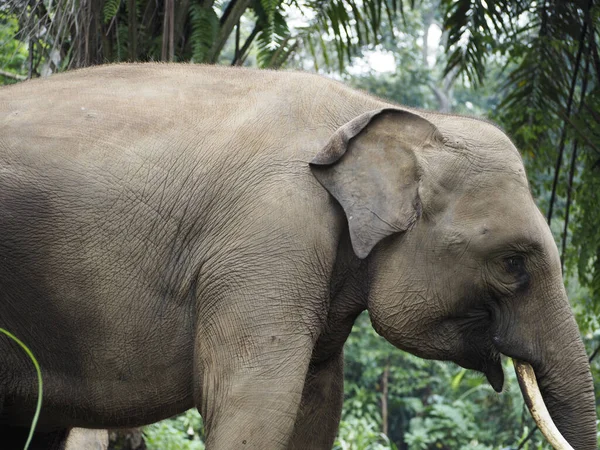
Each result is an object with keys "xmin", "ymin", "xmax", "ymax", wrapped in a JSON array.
[{"xmin": 0, "ymin": 64, "xmax": 595, "ymax": 449}]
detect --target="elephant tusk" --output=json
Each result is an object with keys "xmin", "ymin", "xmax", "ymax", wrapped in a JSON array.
[{"xmin": 513, "ymin": 360, "xmax": 574, "ymax": 450}]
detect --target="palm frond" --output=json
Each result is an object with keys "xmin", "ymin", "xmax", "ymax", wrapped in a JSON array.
[
  {"xmin": 255, "ymin": 7, "xmax": 291, "ymax": 68},
  {"xmin": 103, "ymin": 0, "xmax": 122, "ymax": 23},
  {"xmin": 298, "ymin": 0, "xmax": 402, "ymax": 71},
  {"xmin": 441, "ymin": 0, "xmax": 527, "ymax": 85},
  {"xmin": 189, "ymin": 3, "xmax": 219, "ymax": 63}
]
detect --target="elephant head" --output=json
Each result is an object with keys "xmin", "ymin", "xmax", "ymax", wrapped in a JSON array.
[{"xmin": 311, "ymin": 109, "xmax": 597, "ymax": 449}]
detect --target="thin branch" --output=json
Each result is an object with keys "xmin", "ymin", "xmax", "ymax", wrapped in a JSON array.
[
  {"xmin": 271, "ymin": 40, "xmax": 299, "ymax": 69},
  {"xmin": 174, "ymin": 0, "xmax": 191, "ymax": 48},
  {"xmin": 583, "ymin": 3, "xmax": 600, "ymax": 82},
  {"xmin": 27, "ymin": 0, "xmax": 36, "ymax": 79},
  {"xmin": 220, "ymin": 0, "xmax": 237, "ymax": 26},
  {"xmin": 588, "ymin": 343, "xmax": 600, "ymax": 363},
  {"xmin": 589, "ymin": 34, "xmax": 600, "ymax": 83},
  {"xmin": 234, "ymin": 19, "xmax": 240, "ymax": 63},
  {"xmin": 160, "ymin": 0, "xmax": 176, "ymax": 61},
  {"xmin": 27, "ymin": 36, "xmax": 34, "ymax": 78},
  {"xmin": 128, "ymin": 0, "xmax": 137, "ymax": 61},
  {"xmin": 0, "ymin": 69, "xmax": 27, "ymax": 81},
  {"xmin": 161, "ymin": 0, "xmax": 170, "ymax": 61},
  {"xmin": 267, "ymin": 35, "xmax": 292, "ymax": 68},
  {"xmin": 207, "ymin": 0, "xmax": 252, "ymax": 63},
  {"xmin": 232, "ymin": 21, "xmax": 261, "ymax": 66},
  {"xmin": 381, "ymin": 363, "xmax": 390, "ymax": 437},
  {"xmin": 561, "ymin": 45, "xmax": 592, "ymax": 270},
  {"xmin": 169, "ymin": 0, "xmax": 175, "ymax": 61},
  {"xmin": 517, "ymin": 426, "xmax": 537, "ymax": 450},
  {"xmin": 583, "ymin": 101, "xmax": 600, "ymax": 127},
  {"xmin": 429, "ymin": 84, "xmax": 451, "ymax": 112},
  {"xmin": 560, "ymin": 110, "xmax": 600, "ymax": 156},
  {"xmin": 540, "ymin": 0, "xmax": 548, "ymax": 36},
  {"xmin": 561, "ymin": 140, "xmax": 579, "ymax": 270},
  {"xmin": 46, "ymin": 2, "xmax": 70, "ymax": 71}
]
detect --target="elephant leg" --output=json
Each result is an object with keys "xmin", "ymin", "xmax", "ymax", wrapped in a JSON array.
[
  {"xmin": 65, "ymin": 428, "xmax": 109, "ymax": 450},
  {"xmin": 195, "ymin": 290, "xmax": 325, "ymax": 449},
  {"xmin": 0, "ymin": 425, "xmax": 68, "ymax": 450},
  {"xmin": 287, "ymin": 352, "xmax": 344, "ymax": 450}
]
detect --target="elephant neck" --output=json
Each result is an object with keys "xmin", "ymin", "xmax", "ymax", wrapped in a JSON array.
[{"xmin": 311, "ymin": 228, "xmax": 369, "ymax": 365}]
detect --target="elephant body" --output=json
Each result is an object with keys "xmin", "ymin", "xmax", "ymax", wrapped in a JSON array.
[{"xmin": 0, "ymin": 64, "xmax": 596, "ymax": 449}]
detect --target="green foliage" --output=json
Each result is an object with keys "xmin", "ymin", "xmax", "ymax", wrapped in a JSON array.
[
  {"xmin": 0, "ymin": 13, "xmax": 28, "ymax": 82},
  {"xmin": 255, "ymin": 3, "xmax": 291, "ymax": 68},
  {"xmin": 0, "ymin": 0, "xmax": 405, "ymax": 71},
  {"xmin": 189, "ymin": 4, "xmax": 220, "ymax": 63},
  {"xmin": 405, "ymin": 401, "xmax": 493, "ymax": 450},
  {"xmin": 335, "ymin": 415, "xmax": 397, "ymax": 450},
  {"xmin": 258, "ymin": 0, "xmax": 279, "ymax": 43},
  {"xmin": 341, "ymin": 314, "xmax": 554, "ymax": 449},
  {"xmin": 298, "ymin": 0, "xmax": 403, "ymax": 71},
  {"xmin": 115, "ymin": 22, "xmax": 130, "ymax": 62},
  {"xmin": 103, "ymin": 0, "xmax": 122, "ymax": 23},
  {"xmin": 441, "ymin": 0, "xmax": 518, "ymax": 86},
  {"xmin": 569, "ymin": 89, "xmax": 600, "ymax": 324},
  {"xmin": 144, "ymin": 409, "xmax": 205, "ymax": 450}
]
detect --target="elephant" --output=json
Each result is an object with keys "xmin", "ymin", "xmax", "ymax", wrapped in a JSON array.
[{"xmin": 0, "ymin": 63, "xmax": 596, "ymax": 450}]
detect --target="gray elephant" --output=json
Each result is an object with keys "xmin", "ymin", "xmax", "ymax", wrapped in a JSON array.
[{"xmin": 0, "ymin": 64, "xmax": 595, "ymax": 450}]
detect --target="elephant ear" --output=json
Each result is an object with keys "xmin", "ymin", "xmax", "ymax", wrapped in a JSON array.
[{"xmin": 310, "ymin": 108, "xmax": 441, "ymax": 259}]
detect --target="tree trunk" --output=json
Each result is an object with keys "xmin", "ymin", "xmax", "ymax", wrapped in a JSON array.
[
  {"xmin": 421, "ymin": 8, "xmax": 454, "ymax": 112},
  {"xmin": 128, "ymin": 0, "xmax": 138, "ymax": 61},
  {"xmin": 207, "ymin": 0, "xmax": 253, "ymax": 63},
  {"xmin": 162, "ymin": 0, "xmax": 175, "ymax": 61}
]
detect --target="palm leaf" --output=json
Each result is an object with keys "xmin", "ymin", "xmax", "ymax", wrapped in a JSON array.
[
  {"xmin": 255, "ymin": 7, "xmax": 291, "ymax": 68},
  {"xmin": 103, "ymin": 0, "xmax": 122, "ymax": 23},
  {"xmin": 189, "ymin": 2, "xmax": 219, "ymax": 63},
  {"xmin": 298, "ymin": 0, "xmax": 402, "ymax": 71}
]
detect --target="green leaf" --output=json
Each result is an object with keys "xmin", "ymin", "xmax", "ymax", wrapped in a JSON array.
[
  {"xmin": 189, "ymin": 3, "xmax": 220, "ymax": 63},
  {"xmin": 255, "ymin": 7, "xmax": 291, "ymax": 68},
  {"xmin": 451, "ymin": 368, "xmax": 467, "ymax": 390},
  {"xmin": 103, "ymin": 0, "xmax": 122, "ymax": 23}
]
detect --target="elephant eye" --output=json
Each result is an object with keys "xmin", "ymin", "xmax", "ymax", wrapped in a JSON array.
[{"xmin": 505, "ymin": 255, "xmax": 525, "ymax": 273}]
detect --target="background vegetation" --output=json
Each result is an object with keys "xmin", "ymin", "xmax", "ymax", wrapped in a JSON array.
[{"xmin": 1, "ymin": 0, "xmax": 599, "ymax": 448}]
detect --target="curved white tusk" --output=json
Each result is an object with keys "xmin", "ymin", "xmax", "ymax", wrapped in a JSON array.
[{"xmin": 513, "ymin": 359, "xmax": 574, "ymax": 450}]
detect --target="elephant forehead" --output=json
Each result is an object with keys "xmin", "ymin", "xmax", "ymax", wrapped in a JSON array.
[
  {"xmin": 428, "ymin": 116, "xmax": 526, "ymax": 176},
  {"xmin": 438, "ymin": 184, "xmax": 550, "ymax": 252},
  {"xmin": 418, "ymin": 141, "xmax": 529, "ymax": 217},
  {"xmin": 431, "ymin": 114, "xmax": 520, "ymax": 155},
  {"xmin": 457, "ymin": 142, "xmax": 527, "ymax": 183},
  {"xmin": 453, "ymin": 177, "xmax": 533, "ymax": 222}
]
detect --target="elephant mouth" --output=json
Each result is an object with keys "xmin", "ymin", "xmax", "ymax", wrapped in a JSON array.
[
  {"xmin": 513, "ymin": 360, "xmax": 574, "ymax": 450},
  {"xmin": 483, "ymin": 356, "xmax": 504, "ymax": 392}
]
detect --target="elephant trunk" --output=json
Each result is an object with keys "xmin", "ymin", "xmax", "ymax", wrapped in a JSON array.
[
  {"xmin": 517, "ymin": 313, "xmax": 596, "ymax": 450},
  {"xmin": 494, "ymin": 280, "xmax": 597, "ymax": 450}
]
